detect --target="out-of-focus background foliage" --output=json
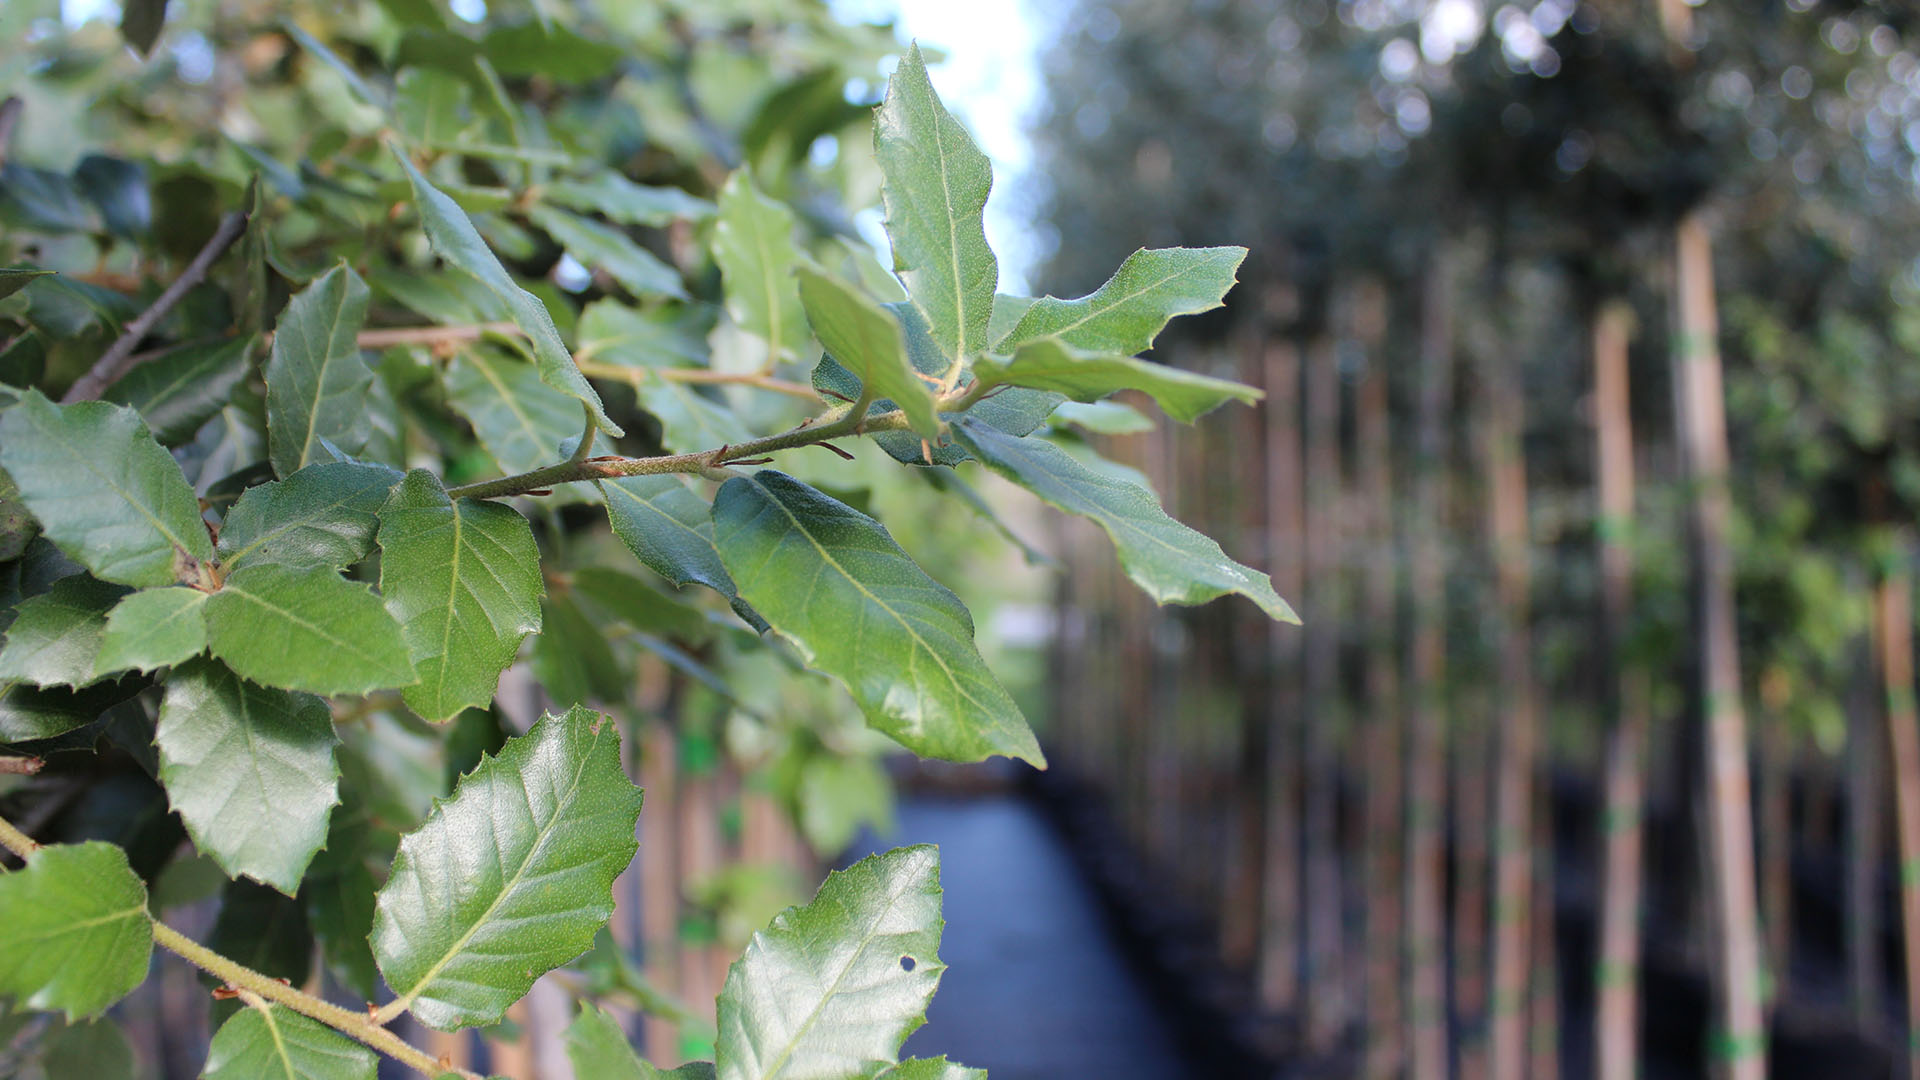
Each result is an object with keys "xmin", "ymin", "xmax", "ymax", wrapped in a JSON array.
[{"xmin": 14, "ymin": 0, "xmax": 1920, "ymax": 1077}]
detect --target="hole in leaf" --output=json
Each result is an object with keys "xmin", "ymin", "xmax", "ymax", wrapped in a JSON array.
[{"xmin": 900, "ymin": 956, "xmax": 916, "ymax": 972}]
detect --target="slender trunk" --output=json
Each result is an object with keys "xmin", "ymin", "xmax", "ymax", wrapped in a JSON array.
[
  {"xmin": 1530, "ymin": 777, "xmax": 1561, "ymax": 1080},
  {"xmin": 1405, "ymin": 251, "xmax": 1454, "ymax": 1080},
  {"xmin": 1877, "ymin": 539, "xmax": 1920, "ymax": 1080},
  {"xmin": 1260, "ymin": 336, "xmax": 1306, "ymax": 1013},
  {"xmin": 1303, "ymin": 329, "xmax": 1348, "ymax": 1049},
  {"xmin": 1847, "ymin": 625, "xmax": 1885, "ymax": 1037},
  {"xmin": 1593, "ymin": 300, "xmax": 1648, "ymax": 1080},
  {"xmin": 1224, "ymin": 332, "xmax": 1273, "ymax": 969},
  {"xmin": 1484, "ymin": 315, "xmax": 1538, "ymax": 1080},
  {"xmin": 639, "ymin": 721, "xmax": 681, "ymax": 1059},
  {"xmin": 1673, "ymin": 214, "xmax": 1766, "ymax": 1079},
  {"xmin": 1455, "ymin": 703, "xmax": 1493, "ymax": 1078},
  {"xmin": 1354, "ymin": 281, "xmax": 1403, "ymax": 1079},
  {"xmin": 1758, "ymin": 711, "xmax": 1793, "ymax": 1010}
]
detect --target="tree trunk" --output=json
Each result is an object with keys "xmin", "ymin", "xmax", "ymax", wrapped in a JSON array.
[
  {"xmin": 1455, "ymin": 705, "xmax": 1493, "ymax": 1078},
  {"xmin": 1260, "ymin": 335, "xmax": 1306, "ymax": 1013},
  {"xmin": 1877, "ymin": 539, "xmax": 1920, "ymax": 1080},
  {"xmin": 1673, "ymin": 214, "xmax": 1766, "ymax": 1080},
  {"xmin": 1405, "ymin": 251, "xmax": 1454, "ymax": 1080},
  {"xmin": 1531, "ymin": 776, "xmax": 1561, "ymax": 1080},
  {"xmin": 1354, "ymin": 280, "xmax": 1403, "ymax": 1079},
  {"xmin": 1847, "ymin": 624, "xmax": 1885, "ymax": 1037},
  {"xmin": 1303, "ymin": 328, "xmax": 1348, "ymax": 1050},
  {"xmin": 1757, "ymin": 710, "xmax": 1793, "ymax": 1011},
  {"xmin": 1592, "ymin": 299, "xmax": 1648, "ymax": 1080},
  {"xmin": 1484, "ymin": 313, "xmax": 1538, "ymax": 1080}
]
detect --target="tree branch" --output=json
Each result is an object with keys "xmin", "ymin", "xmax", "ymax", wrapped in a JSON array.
[
  {"xmin": 0, "ymin": 812, "xmax": 477, "ymax": 1080},
  {"xmin": 62, "ymin": 209, "xmax": 251, "ymax": 403}
]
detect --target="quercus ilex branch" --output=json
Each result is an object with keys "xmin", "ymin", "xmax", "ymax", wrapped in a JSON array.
[{"xmin": 0, "ymin": 815, "xmax": 480, "ymax": 1080}]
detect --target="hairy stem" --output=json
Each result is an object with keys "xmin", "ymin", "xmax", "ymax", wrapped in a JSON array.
[
  {"xmin": 0, "ymin": 814, "xmax": 473, "ymax": 1080},
  {"xmin": 445, "ymin": 403, "xmax": 914, "ymax": 500},
  {"xmin": 62, "ymin": 209, "xmax": 251, "ymax": 404},
  {"xmin": 575, "ymin": 359, "xmax": 820, "ymax": 400}
]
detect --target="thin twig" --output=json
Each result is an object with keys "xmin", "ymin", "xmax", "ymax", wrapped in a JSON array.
[
  {"xmin": 0, "ymin": 755, "xmax": 44, "ymax": 775},
  {"xmin": 0, "ymin": 814, "xmax": 40, "ymax": 859},
  {"xmin": 355, "ymin": 321, "xmax": 519, "ymax": 349},
  {"xmin": 62, "ymin": 209, "xmax": 251, "ymax": 403},
  {"xmin": 574, "ymin": 359, "xmax": 820, "ymax": 400}
]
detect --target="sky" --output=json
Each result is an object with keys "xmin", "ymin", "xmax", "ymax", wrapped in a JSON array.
[{"xmin": 830, "ymin": 0, "xmax": 1044, "ymax": 293}]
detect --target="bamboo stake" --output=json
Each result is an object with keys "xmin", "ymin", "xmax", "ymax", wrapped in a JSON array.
[
  {"xmin": 1877, "ymin": 536, "xmax": 1920, "ymax": 1080},
  {"xmin": 1302, "ymin": 328, "xmax": 1348, "ymax": 1051},
  {"xmin": 1674, "ymin": 214, "xmax": 1766, "ymax": 1080},
  {"xmin": 1593, "ymin": 300, "xmax": 1648, "ymax": 1080},
  {"xmin": 1259, "ymin": 334, "xmax": 1306, "ymax": 1014},
  {"xmin": 1405, "ymin": 250, "xmax": 1455, "ymax": 1080}
]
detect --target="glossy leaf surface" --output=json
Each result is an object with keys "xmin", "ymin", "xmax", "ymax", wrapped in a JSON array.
[
  {"xmin": 0, "ymin": 842, "xmax": 152, "ymax": 1020},
  {"xmin": 202, "ymin": 1004, "xmax": 377, "ymax": 1080},
  {"xmin": 264, "ymin": 265, "xmax": 374, "ymax": 479},
  {"xmin": 371, "ymin": 706, "xmax": 644, "ymax": 1030},
  {"xmin": 205, "ymin": 563, "xmax": 416, "ymax": 695},
  {"xmin": 95, "ymin": 585, "xmax": 208, "ymax": 674},
  {"xmin": 972, "ymin": 337, "xmax": 1260, "ymax": 423},
  {"xmin": 600, "ymin": 474, "xmax": 766, "ymax": 632},
  {"xmin": 996, "ymin": 246, "xmax": 1246, "ymax": 355},
  {"xmin": 216, "ymin": 462, "xmax": 403, "ymax": 571}
]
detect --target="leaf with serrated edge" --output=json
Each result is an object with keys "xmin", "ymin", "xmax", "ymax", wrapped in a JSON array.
[
  {"xmin": 0, "ymin": 576, "xmax": 125, "ymax": 688},
  {"xmin": 874, "ymin": 44, "xmax": 996, "ymax": 367},
  {"xmin": 955, "ymin": 419, "xmax": 1296, "ymax": 622},
  {"xmin": 265, "ymin": 265, "xmax": 374, "ymax": 479},
  {"xmin": 567, "ymin": 1003, "xmax": 714, "ymax": 1080},
  {"xmin": 528, "ymin": 206, "xmax": 687, "ymax": 300},
  {"xmin": 872, "ymin": 1060, "xmax": 986, "ymax": 1080},
  {"xmin": 205, "ymin": 563, "xmax": 416, "ymax": 694},
  {"xmin": 203, "ymin": 1004, "xmax": 377, "ymax": 1080},
  {"xmin": 0, "ymin": 391, "xmax": 213, "ymax": 587},
  {"xmin": 600, "ymin": 475, "xmax": 767, "ymax": 632},
  {"xmin": 796, "ymin": 266, "xmax": 939, "ymax": 439},
  {"xmin": 711, "ymin": 471, "xmax": 1041, "ymax": 765},
  {"xmin": 714, "ymin": 172, "xmax": 809, "ymax": 362},
  {"xmin": 103, "ymin": 337, "xmax": 251, "ymax": 447},
  {"xmin": 156, "ymin": 659, "xmax": 338, "ymax": 893},
  {"xmin": 444, "ymin": 348, "xmax": 582, "ymax": 476},
  {"xmin": 716, "ymin": 845, "xmax": 945, "ymax": 1080},
  {"xmin": 377, "ymin": 470, "xmax": 543, "ymax": 721},
  {"xmin": 371, "ymin": 706, "xmax": 644, "ymax": 1030},
  {"xmin": 997, "ymin": 246, "xmax": 1247, "ymax": 355},
  {"xmin": 393, "ymin": 150, "xmax": 622, "ymax": 437},
  {"xmin": 95, "ymin": 586, "xmax": 208, "ymax": 674},
  {"xmin": 217, "ymin": 462, "xmax": 403, "ymax": 571},
  {"xmin": 0, "ymin": 842, "xmax": 152, "ymax": 1020},
  {"xmin": 973, "ymin": 336, "xmax": 1261, "ymax": 423}
]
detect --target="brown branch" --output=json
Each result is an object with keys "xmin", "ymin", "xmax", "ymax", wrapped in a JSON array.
[
  {"xmin": 0, "ymin": 755, "xmax": 44, "ymax": 775},
  {"xmin": 355, "ymin": 322, "xmax": 519, "ymax": 349},
  {"xmin": 62, "ymin": 209, "xmax": 251, "ymax": 403}
]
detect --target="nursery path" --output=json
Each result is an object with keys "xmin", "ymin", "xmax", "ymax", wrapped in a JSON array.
[{"xmin": 852, "ymin": 794, "xmax": 1187, "ymax": 1080}]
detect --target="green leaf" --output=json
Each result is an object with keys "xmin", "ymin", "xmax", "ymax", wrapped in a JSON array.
[
  {"xmin": 713, "ymin": 172, "xmax": 808, "ymax": 362},
  {"xmin": 796, "ymin": 267, "xmax": 940, "ymax": 439},
  {"xmin": 217, "ymin": 462, "xmax": 404, "ymax": 571},
  {"xmin": 711, "ymin": 471, "xmax": 1041, "ymax": 766},
  {"xmin": 566, "ymin": 1003, "xmax": 712, "ymax": 1080},
  {"xmin": 529, "ymin": 593, "xmax": 627, "ymax": 707},
  {"xmin": 972, "ymin": 336, "xmax": 1260, "ymax": 423},
  {"xmin": 120, "ymin": 0, "xmax": 166, "ymax": 55},
  {"xmin": 996, "ymin": 246, "xmax": 1247, "ymax": 354},
  {"xmin": 715, "ymin": 845, "xmax": 945, "ymax": 1080},
  {"xmin": 371, "ymin": 706, "xmax": 644, "ymax": 1030},
  {"xmin": 0, "ymin": 681, "xmax": 137, "ymax": 743},
  {"xmin": 376, "ymin": 470, "xmax": 543, "ymax": 722},
  {"xmin": 303, "ymin": 811, "xmax": 382, "ymax": 1000},
  {"xmin": 874, "ymin": 44, "xmax": 997, "ymax": 366},
  {"xmin": 954, "ymin": 419, "xmax": 1296, "ymax": 622},
  {"xmin": 547, "ymin": 173, "xmax": 715, "ymax": 228},
  {"xmin": 0, "ymin": 268, "xmax": 57, "ymax": 301},
  {"xmin": 156, "ymin": 659, "xmax": 338, "ymax": 893},
  {"xmin": 638, "ymin": 379, "xmax": 756, "ymax": 455},
  {"xmin": 205, "ymin": 563, "xmax": 416, "ymax": 695},
  {"xmin": 265, "ymin": 264, "xmax": 375, "ymax": 479},
  {"xmin": 280, "ymin": 18, "xmax": 385, "ymax": 109},
  {"xmin": 209, "ymin": 879, "xmax": 312, "ymax": 987},
  {"xmin": 528, "ymin": 206, "xmax": 688, "ymax": 300},
  {"xmin": 1051, "ymin": 399, "xmax": 1154, "ymax": 435},
  {"xmin": 395, "ymin": 68, "xmax": 472, "ymax": 145},
  {"xmin": 600, "ymin": 475, "xmax": 767, "ymax": 633},
  {"xmin": 72, "ymin": 156, "xmax": 151, "ymax": 240},
  {"xmin": 572, "ymin": 567, "xmax": 714, "ymax": 643},
  {"xmin": 444, "ymin": 348, "xmax": 581, "ymax": 476},
  {"xmin": 872, "ymin": 1060, "xmax": 986, "ymax": 1080},
  {"xmin": 482, "ymin": 21, "xmax": 623, "ymax": 83},
  {"xmin": 0, "ymin": 391, "xmax": 213, "ymax": 587},
  {"xmin": 394, "ymin": 151, "xmax": 622, "ymax": 437},
  {"xmin": 102, "ymin": 337, "xmax": 251, "ymax": 447},
  {"xmin": 0, "ymin": 576, "xmax": 126, "ymax": 688},
  {"xmin": 577, "ymin": 300, "xmax": 713, "ymax": 369},
  {"xmin": 95, "ymin": 586, "xmax": 209, "ymax": 674},
  {"xmin": 32, "ymin": 1018, "xmax": 138, "ymax": 1080},
  {"xmin": 0, "ymin": 842, "xmax": 152, "ymax": 1021},
  {"xmin": 203, "ymin": 1004, "xmax": 377, "ymax": 1080}
]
